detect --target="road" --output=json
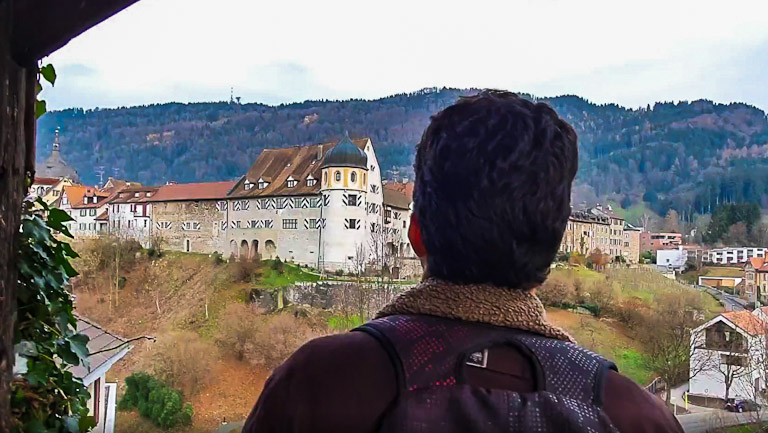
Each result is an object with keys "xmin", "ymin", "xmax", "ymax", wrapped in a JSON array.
[
  {"xmin": 699, "ymin": 286, "xmax": 747, "ymax": 312},
  {"xmin": 679, "ymin": 410, "xmax": 765, "ymax": 432}
]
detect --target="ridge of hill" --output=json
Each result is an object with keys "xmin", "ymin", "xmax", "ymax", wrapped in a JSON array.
[{"xmin": 37, "ymin": 88, "xmax": 768, "ymax": 219}]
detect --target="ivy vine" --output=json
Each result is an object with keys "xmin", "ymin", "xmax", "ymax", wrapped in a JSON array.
[{"xmin": 11, "ymin": 62, "xmax": 95, "ymax": 432}]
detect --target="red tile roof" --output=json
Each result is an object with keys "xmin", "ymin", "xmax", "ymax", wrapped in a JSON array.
[
  {"xmin": 95, "ymin": 209, "xmax": 109, "ymax": 221},
  {"xmin": 34, "ymin": 176, "xmax": 61, "ymax": 186},
  {"xmin": 383, "ymin": 181, "xmax": 414, "ymax": 200},
  {"xmin": 383, "ymin": 188, "xmax": 411, "ymax": 210},
  {"xmin": 147, "ymin": 181, "xmax": 236, "ymax": 202},
  {"xmin": 110, "ymin": 186, "xmax": 160, "ymax": 203},
  {"xmin": 723, "ymin": 311, "xmax": 767, "ymax": 336},
  {"xmin": 63, "ymin": 185, "xmax": 110, "ymax": 208},
  {"xmin": 747, "ymin": 257, "xmax": 768, "ymax": 271},
  {"xmin": 228, "ymin": 138, "xmax": 370, "ymax": 198}
]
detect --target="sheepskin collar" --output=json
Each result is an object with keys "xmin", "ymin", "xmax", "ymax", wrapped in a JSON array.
[{"xmin": 377, "ymin": 278, "xmax": 575, "ymax": 343}]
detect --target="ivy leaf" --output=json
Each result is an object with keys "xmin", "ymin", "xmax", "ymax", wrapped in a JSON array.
[
  {"xmin": 14, "ymin": 340, "xmax": 39, "ymax": 357},
  {"xmin": 79, "ymin": 414, "xmax": 96, "ymax": 432},
  {"xmin": 57, "ymin": 340, "xmax": 81, "ymax": 366},
  {"xmin": 25, "ymin": 360, "xmax": 50, "ymax": 386},
  {"xmin": 48, "ymin": 207, "xmax": 74, "ymax": 226},
  {"xmin": 40, "ymin": 64, "xmax": 56, "ymax": 86},
  {"xmin": 35, "ymin": 100, "xmax": 47, "ymax": 119},
  {"xmin": 23, "ymin": 420, "xmax": 48, "ymax": 433},
  {"xmin": 35, "ymin": 82, "xmax": 43, "ymax": 95},
  {"xmin": 68, "ymin": 333, "xmax": 90, "ymax": 366}
]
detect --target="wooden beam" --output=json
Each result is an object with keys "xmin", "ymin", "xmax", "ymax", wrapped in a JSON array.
[
  {"xmin": 0, "ymin": 1, "xmax": 37, "ymax": 430},
  {"xmin": 11, "ymin": 0, "xmax": 140, "ymax": 66}
]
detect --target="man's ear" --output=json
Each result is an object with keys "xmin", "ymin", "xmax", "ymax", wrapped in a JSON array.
[{"xmin": 408, "ymin": 213, "xmax": 427, "ymax": 258}]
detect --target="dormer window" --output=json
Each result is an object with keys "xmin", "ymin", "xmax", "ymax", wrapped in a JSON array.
[
  {"xmin": 134, "ymin": 192, "xmax": 140, "ymax": 198},
  {"xmin": 306, "ymin": 175, "xmax": 317, "ymax": 187},
  {"xmin": 257, "ymin": 178, "xmax": 269, "ymax": 189},
  {"xmin": 244, "ymin": 180, "xmax": 254, "ymax": 190},
  {"xmin": 147, "ymin": 192, "xmax": 153, "ymax": 197},
  {"xmin": 286, "ymin": 176, "xmax": 297, "ymax": 188},
  {"xmin": 93, "ymin": 196, "xmax": 98, "ymax": 204}
]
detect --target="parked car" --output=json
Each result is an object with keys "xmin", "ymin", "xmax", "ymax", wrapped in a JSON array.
[{"xmin": 725, "ymin": 399, "xmax": 761, "ymax": 412}]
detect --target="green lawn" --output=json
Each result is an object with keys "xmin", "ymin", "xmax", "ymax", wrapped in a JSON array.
[
  {"xmin": 255, "ymin": 260, "xmax": 320, "ymax": 288},
  {"xmin": 702, "ymin": 266, "xmax": 745, "ymax": 278}
]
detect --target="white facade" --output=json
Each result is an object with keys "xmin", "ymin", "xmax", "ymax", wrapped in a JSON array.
[
  {"xmin": 107, "ymin": 188, "xmax": 157, "ymax": 247},
  {"xmin": 689, "ymin": 313, "xmax": 767, "ymax": 401},
  {"xmin": 59, "ymin": 188, "xmax": 109, "ymax": 238},
  {"xmin": 706, "ymin": 247, "xmax": 767, "ymax": 265},
  {"xmin": 656, "ymin": 247, "xmax": 687, "ymax": 271}
]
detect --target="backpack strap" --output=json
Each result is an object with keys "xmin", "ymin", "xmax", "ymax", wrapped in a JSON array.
[{"xmin": 355, "ymin": 314, "xmax": 617, "ymax": 407}]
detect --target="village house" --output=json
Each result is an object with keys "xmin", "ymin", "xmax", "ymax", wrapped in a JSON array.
[
  {"xmin": 689, "ymin": 309, "xmax": 768, "ymax": 402},
  {"xmin": 146, "ymin": 181, "xmax": 236, "ymax": 254},
  {"xmin": 59, "ymin": 186, "xmax": 112, "ymax": 238},
  {"xmin": 29, "ymin": 176, "xmax": 77, "ymax": 206},
  {"xmin": 743, "ymin": 257, "xmax": 768, "ymax": 304},
  {"xmin": 560, "ymin": 210, "xmax": 608, "ymax": 256},
  {"xmin": 107, "ymin": 186, "xmax": 159, "ymax": 246}
]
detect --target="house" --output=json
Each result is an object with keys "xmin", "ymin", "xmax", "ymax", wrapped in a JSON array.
[
  {"xmin": 13, "ymin": 316, "xmax": 131, "ymax": 433},
  {"xmin": 623, "ymin": 224, "xmax": 642, "ymax": 264},
  {"xmin": 705, "ymin": 247, "xmax": 767, "ymax": 265},
  {"xmin": 587, "ymin": 205, "xmax": 625, "ymax": 258},
  {"xmin": 640, "ymin": 232, "xmax": 682, "ymax": 253},
  {"xmin": 146, "ymin": 180, "xmax": 236, "ymax": 254},
  {"xmin": 689, "ymin": 310, "xmax": 768, "ymax": 401},
  {"xmin": 29, "ymin": 176, "xmax": 76, "ymax": 205},
  {"xmin": 107, "ymin": 186, "xmax": 159, "ymax": 246},
  {"xmin": 59, "ymin": 186, "xmax": 112, "ymax": 238},
  {"xmin": 743, "ymin": 257, "xmax": 768, "ymax": 304},
  {"xmin": 73, "ymin": 317, "xmax": 132, "ymax": 433},
  {"xmin": 222, "ymin": 135, "xmax": 415, "ymax": 271},
  {"xmin": 698, "ymin": 276, "xmax": 743, "ymax": 289},
  {"xmin": 559, "ymin": 209, "xmax": 611, "ymax": 257},
  {"xmin": 657, "ymin": 247, "xmax": 687, "ymax": 271}
]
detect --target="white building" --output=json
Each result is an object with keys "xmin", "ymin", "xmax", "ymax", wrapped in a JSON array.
[
  {"xmin": 705, "ymin": 247, "xmax": 767, "ymax": 265},
  {"xmin": 59, "ymin": 185, "xmax": 111, "ymax": 238},
  {"xmin": 107, "ymin": 186, "xmax": 159, "ymax": 246},
  {"xmin": 221, "ymin": 135, "xmax": 415, "ymax": 272},
  {"xmin": 657, "ymin": 247, "xmax": 688, "ymax": 271},
  {"xmin": 689, "ymin": 310, "xmax": 768, "ymax": 401}
]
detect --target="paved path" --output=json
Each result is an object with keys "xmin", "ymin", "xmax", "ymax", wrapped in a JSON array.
[{"xmin": 700, "ymin": 286, "xmax": 747, "ymax": 312}]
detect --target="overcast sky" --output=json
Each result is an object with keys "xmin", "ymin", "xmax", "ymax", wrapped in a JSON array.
[{"xmin": 44, "ymin": 0, "xmax": 768, "ymax": 112}]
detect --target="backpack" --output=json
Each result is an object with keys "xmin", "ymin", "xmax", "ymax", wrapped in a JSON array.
[{"xmin": 354, "ymin": 314, "xmax": 620, "ymax": 433}]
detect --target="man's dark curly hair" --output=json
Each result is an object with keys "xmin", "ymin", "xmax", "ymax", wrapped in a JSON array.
[{"xmin": 413, "ymin": 90, "xmax": 578, "ymax": 289}]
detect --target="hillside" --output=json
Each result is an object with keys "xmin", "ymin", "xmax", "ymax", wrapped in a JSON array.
[{"xmin": 37, "ymin": 88, "xmax": 768, "ymax": 220}]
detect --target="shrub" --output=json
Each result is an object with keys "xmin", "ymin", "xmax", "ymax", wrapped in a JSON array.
[
  {"xmin": 334, "ymin": 269, "xmax": 345, "ymax": 277},
  {"xmin": 538, "ymin": 274, "xmax": 577, "ymax": 306},
  {"xmin": 120, "ymin": 372, "xmax": 193, "ymax": 429},
  {"xmin": 210, "ymin": 251, "xmax": 225, "ymax": 265},
  {"xmin": 150, "ymin": 332, "xmax": 215, "ymax": 395},
  {"xmin": 249, "ymin": 313, "xmax": 322, "ymax": 370},
  {"xmin": 271, "ymin": 257, "xmax": 285, "ymax": 274},
  {"xmin": 231, "ymin": 258, "xmax": 262, "ymax": 283},
  {"xmin": 217, "ymin": 303, "xmax": 261, "ymax": 360}
]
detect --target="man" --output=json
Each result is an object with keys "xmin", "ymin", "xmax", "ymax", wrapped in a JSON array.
[{"xmin": 243, "ymin": 91, "xmax": 683, "ymax": 433}]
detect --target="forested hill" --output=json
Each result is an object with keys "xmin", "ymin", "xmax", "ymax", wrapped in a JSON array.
[{"xmin": 36, "ymin": 88, "xmax": 768, "ymax": 217}]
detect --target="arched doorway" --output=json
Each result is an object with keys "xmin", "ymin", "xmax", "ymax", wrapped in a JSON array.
[
  {"xmin": 264, "ymin": 240, "xmax": 276, "ymax": 259},
  {"xmin": 250, "ymin": 240, "xmax": 259, "ymax": 260},
  {"xmin": 240, "ymin": 240, "xmax": 249, "ymax": 260},
  {"xmin": 230, "ymin": 240, "xmax": 237, "ymax": 258}
]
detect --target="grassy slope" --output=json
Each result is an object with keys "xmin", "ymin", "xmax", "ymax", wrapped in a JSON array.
[{"xmin": 547, "ymin": 308, "xmax": 652, "ymax": 384}]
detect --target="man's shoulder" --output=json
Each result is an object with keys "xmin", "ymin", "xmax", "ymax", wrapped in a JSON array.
[
  {"xmin": 604, "ymin": 371, "xmax": 684, "ymax": 433},
  {"xmin": 288, "ymin": 330, "xmax": 388, "ymax": 368}
]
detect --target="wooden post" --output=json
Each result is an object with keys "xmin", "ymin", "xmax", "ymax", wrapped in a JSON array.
[{"xmin": 0, "ymin": 2, "xmax": 37, "ymax": 429}]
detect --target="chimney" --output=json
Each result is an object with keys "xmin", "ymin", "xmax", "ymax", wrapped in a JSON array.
[{"xmin": 316, "ymin": 145, "xmax": 323, "ymax": 161}]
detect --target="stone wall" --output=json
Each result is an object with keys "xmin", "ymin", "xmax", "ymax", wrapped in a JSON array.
[{"xmin": 152, "ymin": 199, "xmax": 226, "ymax": 254}]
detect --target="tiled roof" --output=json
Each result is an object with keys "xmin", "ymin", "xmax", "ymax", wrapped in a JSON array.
[
  {"xmin": 33, "ymin": 176, "xmax": 61, "ymax": 186},
  {"xmin": 383, "ymin": 188, "xmax": 411, "ymax": 210},
  {"xmin": 722, "ymin": 311, "xmax": 767, "ymax": 336},
  {"xmin": 110, "ymin": 186, "xmax": 160, "ymax": 203},
  {"xmin": 147, "ymin": 181, "xmax": 237, "ymax": 202},
  {"xmin": 747, "ymin": 257, "xmax": 768, "ymax": 271},
  {"xmin": 228, "ymin": 137, "xmax": 370, "ymax": 198},
  {"xmin": 95, "ymin": 209, "xmax": 109, "ymax": 221},
  {"xmin": 63, "ymin": 185, "xmax": 110, "ymax": 208},
  {"xmin": 383, "ymin": 181, "xmax": 414, "ymax": 200},
  {"xmin": 70, "ymin": 316, "xmax": 130, "ymax": 380}
]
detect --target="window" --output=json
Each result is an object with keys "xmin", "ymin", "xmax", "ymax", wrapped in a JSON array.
[
  {"xmin": 322, "ymin": 172, "xmax": 327, "ymax": 185},
  {"xmin": 283, "ymin": 219, "xmax": 298, "ymax": 230},
  {"xmin": 363, "ymin": 173, "xmax": 367, "ymax": 185},
  {"xmin": 79, "ymin": 223, "xmax": 86, "ymax": 230},
  {"xmin": 258, "ymin": 180, "xmax": 269, "ymax": 189},
  {"xmin": 306, "ymin": 218, "xmax": 320, "ymax": 229},
  {"xmin": 293, "ymin": 197, "xmax": 303, "ymax": 208},
  {"xmin": 182, "ymin": 221, "xmax": 201, "ymax": 231},
  {"xmin": 93, "ymin": 196, "xmax": 98, "ymax": 204},
  {"xmin": 130, "ymin": 204, "xmax": 137, "ymax": 212},
  {"xmin": 184, "ymin": 239, "xmax": 191, "ymax": 252},
  {"xmin": 80, "ymin": 209, "xmax": 86, "ymax": 217},
  {"xmin": 134, "ymin": 192, "xmax": 140, "ymax": 198},
  {"xmin": 287, "ymin": 177, "xmax": 298, "ymax": 188},
  {"xmin": 345, "ymin": 218, "xmax": 360, "ymax": 230},
  {"xmin": 350, "ymin": 171, "xmax": 357, "ymax": 183},
  {"xmin": 335, "ymin": 171, "xmax": 341, "ymax": 182},
  {"xmin": 144, "ymin": 220, "xmax": 148, "ymax": 228},
  {"xmin": 346, "ymin": 193, "xmax": 358, "ymax": 206},
  {"xmin": 306, "ymin": 176, "xmax": 317, "ymax": 187},
  {"xmin": 89, "ymin": 209, "xmax": 96, "ymax": 216},
  {"xmin": 244, "ymin": 180, "xmax": 254, "ymax": 190}
]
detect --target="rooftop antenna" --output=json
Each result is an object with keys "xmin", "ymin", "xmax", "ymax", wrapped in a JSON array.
[
  {"xmin": 230, "ymin": 87, "xmax": 234, "ymax": 104},
  {"xmin": 95, "ymin": 166, "xmax": 106, "ymax": 186}
]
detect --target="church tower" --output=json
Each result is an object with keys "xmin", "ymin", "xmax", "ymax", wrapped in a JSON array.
[
  {"xmin": 36, "ymin": 127, "xmax": 81, "ymax": 183},
  {"xmin": 319, "ymin": 133, "xmax": 369, "ymax": 271}
]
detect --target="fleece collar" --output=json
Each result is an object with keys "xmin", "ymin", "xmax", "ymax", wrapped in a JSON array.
[{"xmin": 377, "ymin": 278, "xmax": 575, "ymax": 343}]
